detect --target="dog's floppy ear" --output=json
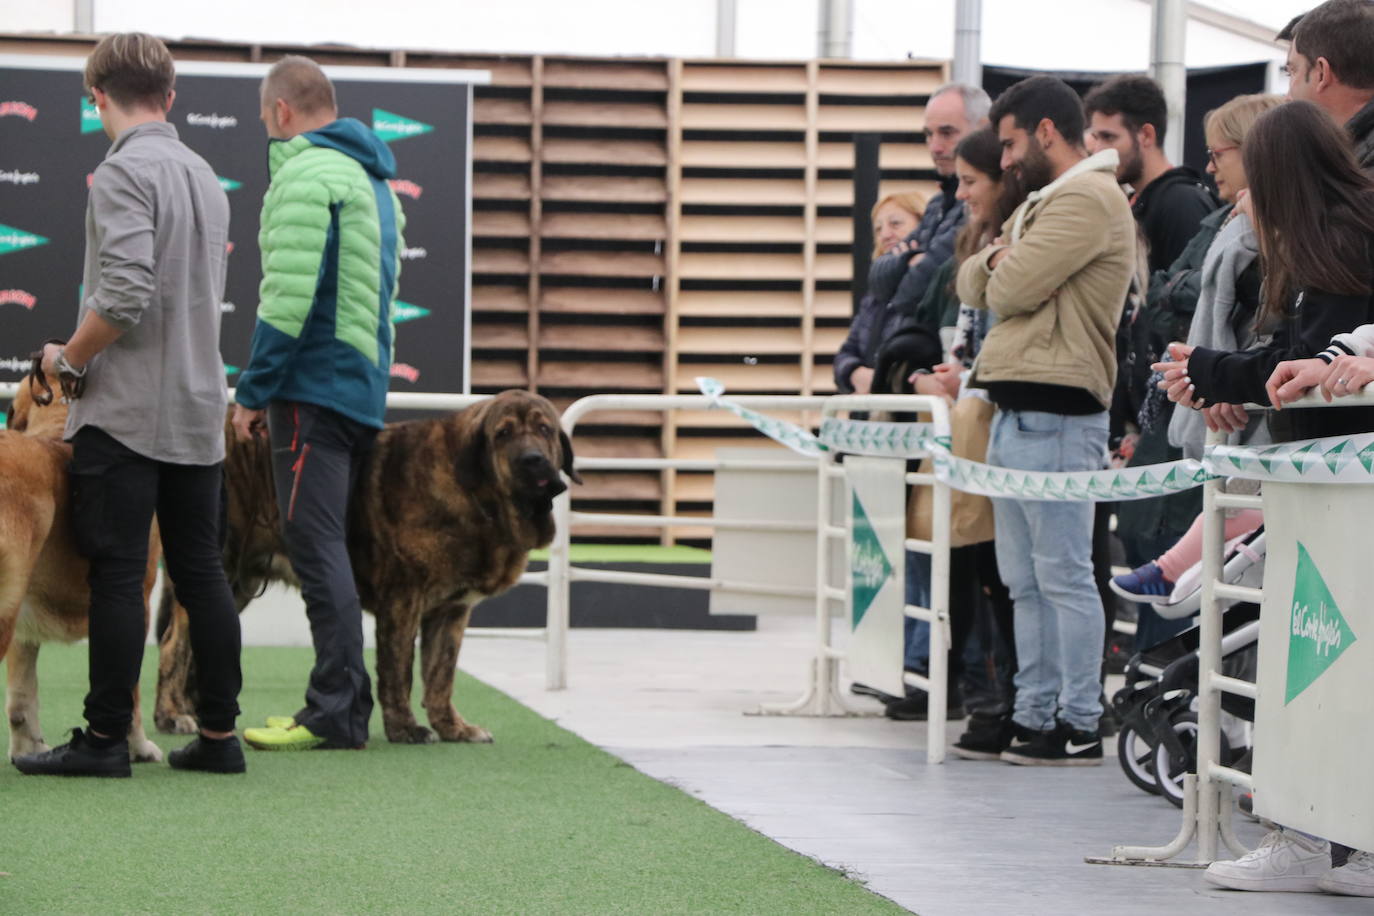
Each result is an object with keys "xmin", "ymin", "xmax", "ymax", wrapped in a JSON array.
[
  {"xmin": 453, "ymin": 403, "xmax": 489, "ymax": 488},
  {"xmin": 559, "ymin": 429, "xmax": 582, "ymax": 485},
  {"xmin": 4, "ymin": 399, "xmax": 20, "ymax": 432}
]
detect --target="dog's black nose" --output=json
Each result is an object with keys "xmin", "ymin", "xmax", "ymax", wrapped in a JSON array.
[{"xmin": 519, "ymin": 451, "xmax": 547, "ymax": 470}]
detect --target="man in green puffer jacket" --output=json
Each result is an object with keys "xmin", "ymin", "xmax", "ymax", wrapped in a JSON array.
[{"xmin": 231, "ymin": 55, "xmax": 405, "ymax": 752}]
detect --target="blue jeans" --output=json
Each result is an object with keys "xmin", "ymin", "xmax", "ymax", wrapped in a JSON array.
[
  {"xmin": 987, "ymin": 409, "xmax": 1107, "ymax": 733},
  {"xmin": 904, "ymin": 551, "xmax": 931, "ymax": 671}
]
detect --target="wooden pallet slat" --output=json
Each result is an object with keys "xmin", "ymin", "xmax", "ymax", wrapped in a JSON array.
[
  {"xmin": 540, "ymin": 288, "xmax": 666, "ymax": 315},
  {"xmin": 542, "ymin": 137, "xmax": 667, "ymax": 166},
  {"xmin": 539, "ymin": 250, "xmax": 665, "ymax": 278},
  {"xmin": 541, "ymin": 211, "xmax": 667, "ymax": 241}
]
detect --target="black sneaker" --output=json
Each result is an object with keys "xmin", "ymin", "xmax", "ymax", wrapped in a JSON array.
[
  {"xmin": 849, "ymin": 682, "xmax": 901, "ymax": 704},
  {"xmin": 952, "ymin": 712, "xmax": 1024, "ymax": 760},
  {"xmin": 884, "ymin": 689, "xmax": 966, "ymax": 722},
  {"xmin": 12, "ymin": 728, "xmax": 131, "ymax": 778},
  {"xmin": 1001, "ymin": 722, "xmax": 1103, "ymax": 767},
  {"xmin": 169, "ymin": 735, "xmax": 247, "ymax": 774}
]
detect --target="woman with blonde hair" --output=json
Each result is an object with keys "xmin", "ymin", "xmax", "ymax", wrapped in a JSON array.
[
  {"xmin": 1111, "ymin": 93, "xmax": 1283, "ymax": 604},
  {"xmin": 833, "ymin": 190, "xmax": 927, "ymax": 393}
]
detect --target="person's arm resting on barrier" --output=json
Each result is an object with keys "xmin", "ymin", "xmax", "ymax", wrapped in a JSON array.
[
  {"xmin": 41, "ymin": 161, "xmax": 152, "ymax": 375},
  {"xmin": 1189, "ymin": 290, "xmax": 1373, "ymax": 408}
]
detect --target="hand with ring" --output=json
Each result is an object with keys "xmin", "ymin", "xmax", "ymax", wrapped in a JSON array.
[{"xmin": 1319, "ymin": 355, "xmax": 1374, "ymax": 401}]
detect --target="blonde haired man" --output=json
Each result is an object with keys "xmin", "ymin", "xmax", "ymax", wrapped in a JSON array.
[{"xmin": 16, "ymin": 32, "xmax": 244, "ymax": 777}]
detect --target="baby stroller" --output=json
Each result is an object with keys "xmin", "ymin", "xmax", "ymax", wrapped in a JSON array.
[{"xmin": 1111, "ymin": 528, "xmax": 1265, "ymax": 807}]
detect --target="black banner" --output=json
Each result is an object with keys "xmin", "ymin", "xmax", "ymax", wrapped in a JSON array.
[{"xmin": 0, "ymin": 60, "xmax": 473, "ymax": 418}]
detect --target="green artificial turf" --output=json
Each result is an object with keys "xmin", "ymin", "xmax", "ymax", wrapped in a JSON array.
[
  {"xmin": 0, "ymin": 645, "xmax": 905, "ymax": 915},
  {"xmin": 528, "ymin": 544, "xmax": 712, "ymax": 564}
]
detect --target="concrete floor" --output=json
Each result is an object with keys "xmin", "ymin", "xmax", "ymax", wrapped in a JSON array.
[{"xmin": 240, "ymin": 591, "xmax": 1369, "ymax": 915}]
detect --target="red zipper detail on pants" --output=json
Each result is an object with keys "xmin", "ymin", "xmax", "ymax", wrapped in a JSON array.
[
  {"xmin": 290, "ymin": 404, "xmax": 300, "ymax": 452},
  {"xmin": 287, "ymin": 443, "xmax": 311, "ymax": 522}
]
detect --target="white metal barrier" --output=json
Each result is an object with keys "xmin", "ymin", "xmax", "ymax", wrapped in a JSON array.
[
  {"xmin": 1105, "ymin": 388, "xmax": 1374, "ymax": 867},
  {"xmin": 549, "ymin": 392, "xmax": 954, "ymax": 763}
]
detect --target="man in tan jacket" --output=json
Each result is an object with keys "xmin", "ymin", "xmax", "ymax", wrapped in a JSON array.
[{"xmin": 955, "ymin": 75, "xmax": 1136, "ymax": 766}]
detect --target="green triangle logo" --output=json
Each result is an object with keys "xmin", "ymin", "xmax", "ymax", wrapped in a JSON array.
[
  {"xmin": 1289, "ymin": 442, "xmax": 1319, "ymax": 475},
  {"xmin": 392, "ymin": 300, "xmax": 431, "ymax": 324},
  {"xmin": 223, "ymin": 364, "xmax": 240, "ymax": 377},
  {"xmin": 1324, "ymin": 440, "xmax": 1355, "ymax": 476},
  {"xmin": 372, "ymin": 108, "xmax": 433, "ymax": 144},
  {"xmin": 1286, "ymin": 542, "xmax": 1357, "ymax": 704},
  {"xmin": 1358, "ymin": 439, "xmax": 1374, "ymax": 474},
  {"xmin": 0, "ymin": 222, "xmax": 50, "ymax": 256},
  {"xmin": 80, "ymin": 95, "xmax": 102, "ymax": 134},
  {"xmin": 1257, "ymin": 445, "xmax": 1285, "ymax": 476},
  {"xmin": 850, "ymin": 492, "xmax": 893, "ymax": 630},
  {"xmin": 217, "ymin": 176, "xmax": 242, "ymax": 192}
]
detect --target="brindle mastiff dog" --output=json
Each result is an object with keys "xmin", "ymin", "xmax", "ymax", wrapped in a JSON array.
[
  {"xmin": 156, "ymin": 389, "xmax": 578, "ymax": 744},
  {"xmin": 1, "ymin": 368, "xmax": 163, "ymax": 763}
]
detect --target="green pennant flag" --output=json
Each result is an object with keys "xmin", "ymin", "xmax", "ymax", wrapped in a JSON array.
[
  {"xmin": 1289, "ymin": 442, "xmax": 1319, "ymax": 475},
  {"xmin": 1286, "ymin": 542, "xmax": 1357, "ymax": 704},
  {"xmin": 850, "ymin": 493, "xmax": 893, "ymax": 630},
  {"xmin": 1257, "ymin": 445, "xmax": 1286, "ymax": 476},
  {"xmin": 1324, "ymin": 440, "xmax": 1354, "ymax": 476},
  {"xmin": 1358, "ymin": 439, "xmax": 1374, "ymax": 474}
]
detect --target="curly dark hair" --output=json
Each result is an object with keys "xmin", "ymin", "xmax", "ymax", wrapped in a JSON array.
[{"xmin": 1083, "ymin": 74, "xmax": 1168, "ymax": 142}]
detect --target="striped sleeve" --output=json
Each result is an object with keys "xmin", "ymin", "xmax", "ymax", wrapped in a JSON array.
[{"xmin": 1317, "ymin": 323, "xmax": 1374, "ymax": 363}]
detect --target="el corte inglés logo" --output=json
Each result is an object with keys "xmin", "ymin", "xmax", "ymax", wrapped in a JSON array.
[
  {"xmin": 372, "ymin": 109, "xmax": 433, "ymax": 144},
  {"xmin": 186, "ymin": 112, "xmax": 238, "ymax": 129},
  {"xmin": 850, "ymin": 492, "xmax": 892, "ymax": 629},
  {"xmin": 217, "ymin": 176, "xmax": 242, "ymax": 192},
  {"xmin": 0, "ymin": 170, "xmax": 39, "ymax": 185},
  {"xmin": 80, "ymin": 96, "xmax": 102, "ymax": 134},
  {"xmin": 0, "ymin": 289, "xmax": 38, "ymax": 310},
  {"xmin": 0, "ymin": 223, "xmax": 50, "ymax": 256},
  {"xmin": 1286, "ymin": 542, "xmax": 1358, "ymax": 704},
  {"xmin": 0, "ymin": 101, "xmax": 38, "ymax": 121},
  {"xmin": 392, "ymin": 301, "xmax": 431, "ymax": 324}
]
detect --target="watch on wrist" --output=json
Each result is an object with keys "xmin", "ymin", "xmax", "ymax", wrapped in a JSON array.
[{"xmin": 56, "ymin": 348, "xmax": 87, "ymax": 378}]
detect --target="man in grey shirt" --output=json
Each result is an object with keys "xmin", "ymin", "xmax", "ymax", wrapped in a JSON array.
[{"xmin": 14, "ymin": 32, "xmax": 244, "ymax": 778}]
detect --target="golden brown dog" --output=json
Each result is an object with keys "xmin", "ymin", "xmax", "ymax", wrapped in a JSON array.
[
  {"xmin": 1, "ymin": 371, "xmax": 162, "ymax": 762},
  {"xmin": 156, "ymin": 389, "xmax": 577, "ymax": 744}
]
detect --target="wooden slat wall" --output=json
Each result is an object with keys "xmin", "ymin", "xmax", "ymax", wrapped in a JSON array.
[{"xmin": 0, "ymin": 34, "xmax": 946, "ymax": 541}]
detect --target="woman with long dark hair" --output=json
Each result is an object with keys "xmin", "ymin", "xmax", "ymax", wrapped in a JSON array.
[
  {"xmin": 1153, "ymin": 99, "xmax": 1374, "ymax": 898},
  {"xmin": 1155, "ymin": 100, "xmax": 1374, "ymax": 442}
]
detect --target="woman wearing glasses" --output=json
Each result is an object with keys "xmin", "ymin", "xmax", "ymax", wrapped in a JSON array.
[{"xmin": 1110, "ymin": 93, "xmax": 1282, "ymax": 603}]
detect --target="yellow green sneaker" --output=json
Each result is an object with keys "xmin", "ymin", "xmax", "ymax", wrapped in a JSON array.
[
  {"xmin": 264, "ymin": 715, "xmax": 296, "ymax": 730},
  {"xmin": 242, "ymin": 724, "xmax": 325, "ymax": 751}
]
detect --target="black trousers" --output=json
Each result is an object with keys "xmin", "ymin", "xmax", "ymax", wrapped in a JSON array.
[
  {"xmin": 267, "ymin": 401, "xmax": 376, "ymax": 748},
  {"xmin": 71, "ymin": 426, "xmax": 242, "ymax": 736}
]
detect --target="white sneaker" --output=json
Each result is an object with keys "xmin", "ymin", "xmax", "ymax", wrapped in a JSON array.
[
  {"xmin": 1319, "ymin": 850, "xmax": 1374, "ymax": 897},
  {"xmin": 1204, "ymin": 828, "xmax": 1331, "ymax": 892}
]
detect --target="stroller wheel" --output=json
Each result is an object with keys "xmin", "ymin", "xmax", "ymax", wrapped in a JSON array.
[
  {"xmin": 1153, "ymin": 710, "xmax": 1231, "ymax": 809},
  {"xmin": 1116, "ymin": 724, "xmax": 1160, "ymax": 795}
]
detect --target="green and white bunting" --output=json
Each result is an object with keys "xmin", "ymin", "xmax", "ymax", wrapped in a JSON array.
[{"xmin": 697, "ymin": 378, "xmax": 1374, "ymax": 502}]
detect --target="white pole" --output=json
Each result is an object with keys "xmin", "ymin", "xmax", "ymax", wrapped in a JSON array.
[
  {"xmin": 74, "ymin": 0, "xmax": 93, "ymax": 33},
  {"xmin": 716, "ymin": 0, "xmax": 737, "ymax": 58},
  {"xmin": 1150, "ymin": 0, "xmax": 1188, "ymax": 166},
  {"xmin": 1196, "ymin": 431, "xmax": 1225, "ymax": 862},
  {"xmin": 953, "ymin": 0, "xmax": 983, "ymax": 89},
  {"xmin": 817, "ymin": 0, "xmax": 853, "ymax": 59}
]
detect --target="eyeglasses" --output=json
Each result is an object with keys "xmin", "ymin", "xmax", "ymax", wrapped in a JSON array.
[{"xmin": 1206, "ymin": 145, "xmax": 1237, "ymax": 165}]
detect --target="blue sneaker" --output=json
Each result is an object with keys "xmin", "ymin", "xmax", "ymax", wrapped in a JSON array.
[{"xmin": 1110, "ymin": 562, "xmax": 1174, "ymax": 601}]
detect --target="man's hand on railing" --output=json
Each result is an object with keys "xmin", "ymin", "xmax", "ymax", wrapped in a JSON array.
[{"xmin": 1266, "ymin": 357, "xmax": 1332, "ymax": 409}]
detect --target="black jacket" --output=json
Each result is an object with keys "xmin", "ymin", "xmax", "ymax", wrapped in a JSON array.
[
  {"xmin": 1350, "ymin": 96, "xmax": 1374, "ymax": 174},
  {"xmin": 1189, "ymin": 286, "xmax": 1374, "ymax": 442},
  {"xmin": 1132, "ymin": 166, "xmax": 1218, "ymax": 274}
]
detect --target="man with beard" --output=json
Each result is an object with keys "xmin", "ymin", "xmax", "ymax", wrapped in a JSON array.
[
  {"xmin": 954, "ymin": 76, "xmax": 1136, "ymax": 765},
  {"xmin": 1085, "ymin": 75, "xmax": 1217, "ymax": 273},
  {"xmin": 1279, "ymin": 0, "xmax": 1374, "ymax": 174},
  {"xmin": 1085, "ymin": 75, "xmax": 1217, "ymax": 651}
]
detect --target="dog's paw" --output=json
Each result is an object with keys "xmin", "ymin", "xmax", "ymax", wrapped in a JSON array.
[
  {"xmin": 130, "ymin": 740, "xmax": 163, "ymax": 763},
  {"xmin": 440, "ymin": 723, "xmax": 493, "ymax": 744},
  {"xmin": 160, "ymin": 714, "xmax": 199, "ymax": 736},
  {"xmin": 386, "ymin": 724, "xmax": 439, "ymax": 745}
]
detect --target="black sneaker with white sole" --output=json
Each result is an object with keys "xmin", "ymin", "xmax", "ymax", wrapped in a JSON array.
[
  {"xmin": 1000, "ymin": 722, "xmax": 1102, "ymax": 766},
  {"xmin": 952, "ymin": 712, "xmax": 1027, "ymax": 760}
]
